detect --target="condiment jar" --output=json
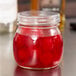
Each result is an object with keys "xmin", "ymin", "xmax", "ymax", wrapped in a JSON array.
[{"xmin": 13, "ymin": 11, "xmax": 63, "ymax": 70}]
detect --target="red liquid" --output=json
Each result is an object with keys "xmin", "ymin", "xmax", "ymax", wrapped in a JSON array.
[{"xmin": 13, "ymin": 30, "xmax": 63, "ymax": 68}]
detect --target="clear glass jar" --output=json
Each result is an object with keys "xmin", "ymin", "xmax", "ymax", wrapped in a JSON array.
[{"xmin": 13, "ymin": 11, "xmax": 63, "ymax": 70}]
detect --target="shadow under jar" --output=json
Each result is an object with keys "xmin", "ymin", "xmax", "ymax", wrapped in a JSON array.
[{"xmin": 13, "ymin": 11, "xmax": 63, "ymax": 70}]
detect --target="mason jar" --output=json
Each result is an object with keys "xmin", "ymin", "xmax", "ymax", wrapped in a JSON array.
[{"xmin": 13, "ymin": 11, "xmax": 63, "ymax": 70}]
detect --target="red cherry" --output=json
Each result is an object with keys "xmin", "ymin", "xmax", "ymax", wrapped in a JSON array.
[
  {"xmin": 14, "ymin": 33, "xmax": 34, "ymax": 49},
  {"xmin": 52, "ymin": 35, "xmax": 63, "ymax": 61},
  {"xmin": 18, "ymin": 47, "xmax": 29, "ymax": 61},
  {"xmin": 14, "ymin": 33, "xmax": 26, "ymax": 48},
  {"xmin": 36, "ymin": 37, "xmax": 53, "ymax": 53},
  {"xmin": 39, "ymin": 52, "xmax": 53, "ymax": 66}
]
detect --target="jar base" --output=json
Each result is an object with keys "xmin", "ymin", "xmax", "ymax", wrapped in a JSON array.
[{"xmin": 17, "ymin": 63, "xmax": 61, "ymax": 70}]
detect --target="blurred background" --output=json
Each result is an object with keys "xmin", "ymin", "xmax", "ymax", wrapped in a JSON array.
[{"xmin": 18, "ymin": 0, "xmax": 76, "ymax": 18}]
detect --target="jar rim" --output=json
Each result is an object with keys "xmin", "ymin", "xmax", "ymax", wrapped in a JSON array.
[{"xmin": 18, "ymin": 11, "xmax": 60, "ymax": 26}]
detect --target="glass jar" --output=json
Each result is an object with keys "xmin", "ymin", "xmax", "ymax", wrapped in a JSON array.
[{"xmin": 13, "ymin": 11, "xmax": 63, "ymax": 70}]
